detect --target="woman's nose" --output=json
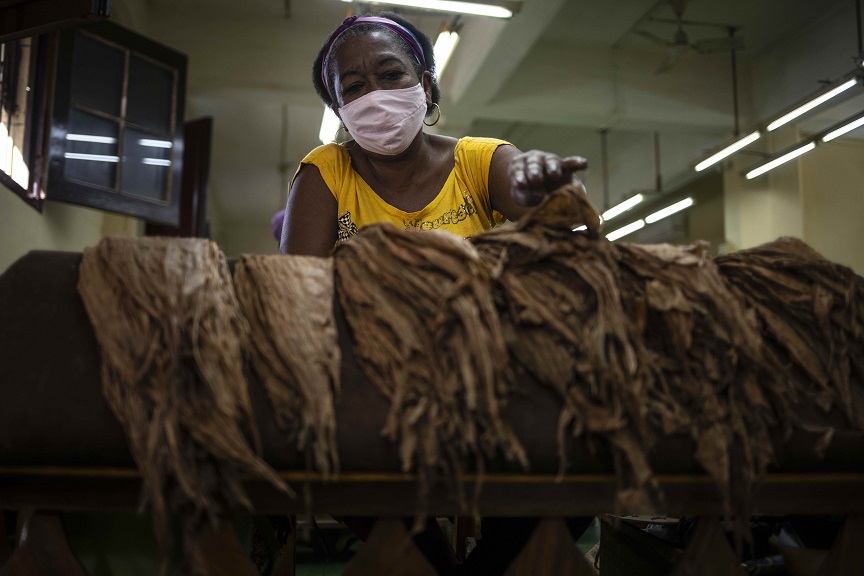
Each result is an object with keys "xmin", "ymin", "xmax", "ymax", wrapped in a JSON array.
[{"xmin": 365, "ymin": 76, "xmax": 384, "ymax": 93}]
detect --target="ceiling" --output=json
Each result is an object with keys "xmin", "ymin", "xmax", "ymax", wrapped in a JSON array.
[{"xmin": 140, "ymin": 0, "xmax": 860, "ymax": 240}]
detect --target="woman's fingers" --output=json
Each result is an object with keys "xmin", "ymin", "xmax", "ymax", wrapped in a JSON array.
[
  {"xmin": 509, "ymin": 151, "xmax": 589, "ymax": 206},
  {"xmin": 561, "ymin": 156, "xmax": 588, "ymax": 172}
]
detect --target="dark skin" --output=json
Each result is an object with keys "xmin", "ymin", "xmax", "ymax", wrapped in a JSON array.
[{"xmin": 281, "ymin": 30, "xmax": 588, "ymax": 256}]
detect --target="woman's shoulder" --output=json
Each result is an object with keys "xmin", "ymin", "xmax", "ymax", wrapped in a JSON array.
[
  {"xmin": 453, "ymin": 136, "xmax": 513, "ymax": 168},
  {"xmin": 456, "ymin": 136, "xmax": 512, "ymax": 151},
  {"xmin": 301, "ymin": 142, "xmax": 351, "ymax": 165}
]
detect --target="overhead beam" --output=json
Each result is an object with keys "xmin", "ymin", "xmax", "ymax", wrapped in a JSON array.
[{"xmin": 446, "ymin": 0, "xmax": 569, "ymax": 105}]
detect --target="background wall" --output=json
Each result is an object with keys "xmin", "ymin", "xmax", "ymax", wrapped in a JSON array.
[{"xmin": 801, "ymin": 138, "xmax": 864, "ymax": 273}]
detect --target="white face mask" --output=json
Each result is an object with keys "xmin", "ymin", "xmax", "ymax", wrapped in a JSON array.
[{"xmin": 338, "ymin": 83, "xmax": 428, "ymax": 155}]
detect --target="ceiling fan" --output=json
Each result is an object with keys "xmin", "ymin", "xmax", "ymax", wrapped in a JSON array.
[{"xmin": 634, "ymin": 0, "xmax": 743, "ymax": 74}]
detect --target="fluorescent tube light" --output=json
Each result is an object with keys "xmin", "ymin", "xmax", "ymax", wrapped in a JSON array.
[
  {"xmin": 645, "ymin": 197, "xmax": 694, "ymax": 224},
  {"xmin": 601, "ymin": 193, "xmax": 644, "ymax": 221},
  {"xmin": 341, "ymin": 0, "xmax": 513, "ymax": 18},
  {"xmin": 606, "ymin": 219, "xmax": 645, "ymax": 241},
  {"xmin": 66, "ymin": 134, "xmax": 117, "ymax": 144},
  {"xmin": 142, "ymin": 158, "xmax": 172, "ymax": 166},
  {"xmin": 319, "ymin": 106, "xmax": 341, "ymax": 145},
  {"xmin": 745, "ymin": 142, "xmax": 816, "ymax": 180},
  {"xmin": 767, "ymin": 79, "xmax": 858, "ymax": 132},
  {"xmin": 822, "ymin": 115, "xmax": 864, "ymax": 142},
  {"xmin": 138, "ymin": 139, "xmax": 173, "ymax": 149},
  {"xmin": 434, "ymin": 30, "xmax": 460, "ymax": 78},
  {"xmin": 694, "ymin": 131, "xmax": 761, "ymax": 172},
  {"xmin": 64, "ymin": 153, "xmax": 119, "ymax": 162}
]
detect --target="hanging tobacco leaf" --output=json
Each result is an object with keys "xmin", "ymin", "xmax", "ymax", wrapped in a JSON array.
[
  {"xmin": 234, "ymin": 254, "xmax": 340, "ymax": 476},
  {"xmin": 78, "ymin": 237, "xmax": 290, "ymax": 573},
  {"xmin": 716, "ymin": 238, "xmax": 864, "ymax": 431},
  {"xmin": 471, "ymin": 190, "xmax": 649, "ymax": 501},
  {"xmin": 612, "ymin": 240, "xmax": 778, "ymax": 538},
  {"xmin": 333, "ymin": 224, "xmax": 528, "ymax": 513},
  {"xmin": 471, "ymin": 184, "xmax": 781, "ymax": 536}
]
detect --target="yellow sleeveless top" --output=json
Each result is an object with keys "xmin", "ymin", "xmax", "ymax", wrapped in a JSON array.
[{"xmin": 296, "ymin": 137, "xmax": 510, "ymax": 243}]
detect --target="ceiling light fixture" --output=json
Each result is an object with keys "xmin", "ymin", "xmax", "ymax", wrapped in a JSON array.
[
  {"xmin": 606, "ymin": 219, "xmax": 645, "ymax": 241},
  {"xmin": 766, "ymin": 78, "xmax": 858, "ymax": 132},
  {"xmin": 694, "ymin": 131, "xmax": 761, "ymax": 172},
  {"xmin": 692, "ymin": 70, "xmax": 860, "ymax": 171},
  {"xmin": 319, "ymin": 106, "xmax": 341, "ymax": 145},
  {"xmin": 822, "ymin": 111, "xmax": 864, "ymax": 142},
  {"xmin": 744, "ymin": 141, "xmax": 816, "ymax": 180},
  {"xmin": 434, "ymin": 30, "xmax": 460, "ymax": 78},
  {"xmin": 644, "ymin": 197, "xmax": 694, "ymax": 224},
  {"xmin": 340, "ymin": 0, "xmax": 514, "ymax": 18},
  {"xmin": 601, "ymin": 193, "xmax": 644, "ymax": 221}
]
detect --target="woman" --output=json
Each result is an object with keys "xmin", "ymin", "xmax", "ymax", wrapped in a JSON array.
[
  {"xmin": 280, "ymin": 12, "xmax": 592, "ymax": 575},
  {"xmin": 280, "ymin": 12, "xmax": 588, "ymax": 255}
]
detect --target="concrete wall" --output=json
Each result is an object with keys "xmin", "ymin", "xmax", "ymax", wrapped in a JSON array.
[
  {"xmin": 723, "ymin": 129, "xmax": 864, "ymax": 274},
  {"xmin": 801, "ymin": 138, "xmax": 864, "ymax": 273},
  {"xmin": 217, "ymin": 218, "xmax": 280, "ymax": 259}
]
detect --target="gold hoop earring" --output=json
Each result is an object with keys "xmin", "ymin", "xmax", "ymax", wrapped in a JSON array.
[
  {"xmin": 424, "ymin": 102, "xmax": 441, "ymax": 127},
  {"xmin": 335, "ymin": 123, "xmax": 354, "ymax": 148}
]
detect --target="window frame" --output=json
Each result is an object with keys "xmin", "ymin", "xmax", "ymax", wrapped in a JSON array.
[{"xmin": 46, "ymin": 20, "xmax": 187, "ymax": 226}]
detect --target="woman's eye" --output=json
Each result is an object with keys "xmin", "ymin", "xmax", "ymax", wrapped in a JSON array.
[
  {"xmin": 383, "ymin": 71, "xmax": 404, "ymax": 80},
  {"xmin": 343, "ymin": 83, "xmax": 362, "ymax": 95}
]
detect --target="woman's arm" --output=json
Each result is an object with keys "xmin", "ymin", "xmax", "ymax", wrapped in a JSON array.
[
  {"xmin": 280, "ymin": 164, "xmax": 339, "ymax": 256},
  {"xmin": 488, "ymin": 145, "xmax": 588, "ymax": 221}
]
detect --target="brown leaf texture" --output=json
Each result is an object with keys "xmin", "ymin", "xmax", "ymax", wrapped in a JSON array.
[
  {"xmin": 77, "ymin": 237, "xmax": 290, "ymax": 572},
  {"xmin": 234, "ymin": 255, "xmax": 340, "ymax": 476},
  {"xmin": 471, "ymin": 184, "xmax": 781, "ymax": 529},
  {"xmin": 716, "ymin": 238, "xmax": 864, "ymax": 431},
  {"xmin": 333, "ymin": 225, "xmax": 528, "ymax": 510}
]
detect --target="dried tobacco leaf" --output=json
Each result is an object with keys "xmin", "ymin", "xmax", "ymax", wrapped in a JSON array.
[
  {"xmin": 472, "ymin": 184, "xmax": 780, "ymax": 532},
  {"xmin": 234, "ymin": 255, "xmax": 340, "ymax": 476},
  {"xmin": 716, "ymin": 238, "xmax": 864, "ymax": 430},
  {"xmin": 325, "ymin": 182, "xmax": 860, "ymax": 542},
  {"xmin": 472, "ymin": 186, "xmax": 662, "ymax": 508},
  {"xmin": 77, "ymin": 237, "xmax": 290, "ymax": 573},
  {"xmin": 333, "ymin": 224, "xmax": 527, "ymax": 511},
  {"xmin": 613, "ymin": 240, "xmax": 779, "ymax": 532}
]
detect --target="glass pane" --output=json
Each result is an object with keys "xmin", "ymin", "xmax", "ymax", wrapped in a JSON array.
[
  {"xmin": 126, "ymin": 55, "xmax": 174, "ymax": 134},
  {"xmin": 120, "ymin": 127, "xmax": 172, "ymax": 201},
  {"xmin": 70, "ymin": 33, "xmax": 124, "ymax": 117},
  {"xmin": 63, "ymin": 108, "xmax": 119, "ymax": 189}
]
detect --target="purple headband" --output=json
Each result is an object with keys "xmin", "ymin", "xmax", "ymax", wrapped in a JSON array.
[{"xmin": 321, "ymin": 16, "xmax": 427, "ymax": 102}]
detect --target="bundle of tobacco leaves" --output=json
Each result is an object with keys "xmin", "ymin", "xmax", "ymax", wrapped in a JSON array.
[
  {"xmin": 471, "ymin": 185, "xmax": 780, "ymax": 532},
  {"xmin": 471, "ymin": 189, "xmax": 653, "ymax": 501},
  {"xmin": 715, "ymin": 238, "xmax": 864, "ymax": 433},
  {"xmin": 333, "ymin": 224, "xmax": 528, "ymax": 512},
  {"xmin": 613, "ymin": 241, "xmax": 778, "ymax": 535},
  {"xmin": 234, "ymin": 254, "xmax": 340, "ymax": 476},
  {"xmin": 77, "ymin": 237, "xmax": 290, "ymax": 573}
]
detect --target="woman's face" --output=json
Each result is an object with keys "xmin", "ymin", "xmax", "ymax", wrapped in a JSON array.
[{"xmin": 332, "ymin": 29, "xmax": 431, "ymax": 108}]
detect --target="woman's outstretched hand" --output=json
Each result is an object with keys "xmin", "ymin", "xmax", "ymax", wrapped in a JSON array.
[{"xmin": 508, "ymin": 150, "xmax": 588, "ymax": 206}]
